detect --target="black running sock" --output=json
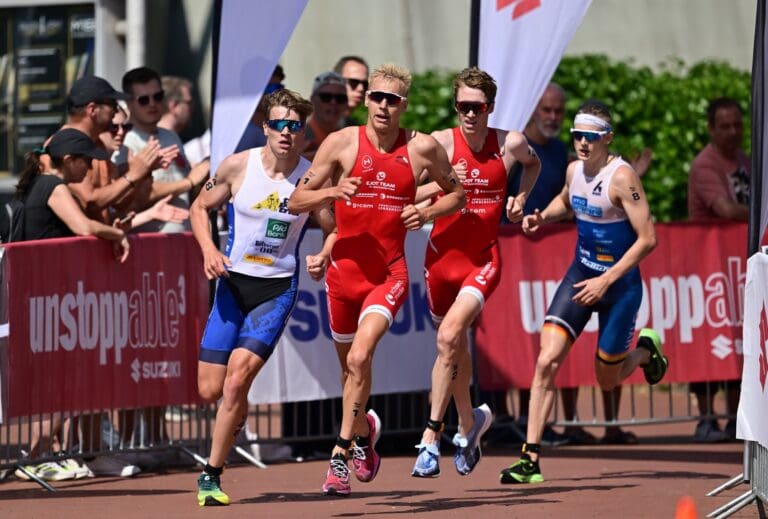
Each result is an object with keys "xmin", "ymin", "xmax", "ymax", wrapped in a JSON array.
[{"xmin": 204, "ymin": 463, "xmax": 223, "ymax": 477}]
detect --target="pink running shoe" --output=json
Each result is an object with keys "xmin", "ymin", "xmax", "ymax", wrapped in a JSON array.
[
  {"xmin": 352, "ymin": 409, "xmax": 382, "ymax": 482},
  {"xmin": 322, "ymin": 454, "xmax": 351, "ymax": 496}
]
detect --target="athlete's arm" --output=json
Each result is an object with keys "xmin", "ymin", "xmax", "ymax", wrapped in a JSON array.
[
  {"xmin": 307, "ymin": 204, "xmax": 337, "ymax": 281},
  {"xmin": 288, "ymin": 129, "xmax": 361, "ymax": 214},
  {"xmin": 572, "ymin": 165, "xmax": 657, "ymax": 305},
  {"xmin": 522, "ymin": 162, "xmax": 573, "ymax": 234},
  {"xmin": 190, "ymin": 153, "xmax": 242, "ymax": 279},
  {"xmin": 504, "ymin": 130, "xmax": 541, "ymax": 223},
  {"xmin": 401, "ymin": 133, "xmax": 465, "ymax": 230},
  {"xmin": 414, "ymin": 129, "xmax": 454, "ymax": 203}
]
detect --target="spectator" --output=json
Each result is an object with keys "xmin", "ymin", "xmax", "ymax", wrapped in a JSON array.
[
  {"xmin": 12, "ymin": 128, "xmax": 132, "ymax": 482},
  {"xmin": 158, "ymin": 76, "xmax": 195, "ymax": 135},
  {"xmin": 120, "ymin": 66, "xmax": 208, "ymax": 233},
  {"xmin": 334, "ymin": 55, "xmax": 369, "ymax": 124},
  {"xmin": 302, "ymin": 71, "xmax": 347, "ymax": 160},
  {"xmin": 687, "ymin": 96, "xmax": 747, "ymax": 441}
]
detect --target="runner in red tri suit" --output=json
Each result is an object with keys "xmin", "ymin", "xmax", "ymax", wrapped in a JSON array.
[
  {"xmin": 288, "ymin": 63, "xmax": 465, "ymax": 497},
  {"xmin": 410, "ymin": 68, "xmax": 541, "ymax": 479}
]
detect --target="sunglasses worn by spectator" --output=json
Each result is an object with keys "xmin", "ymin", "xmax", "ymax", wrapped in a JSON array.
[
  {"xmin": 135, "ymin": 90, "xmax": 165, "ymax": 106},
  {"xmin": 266, "ymin": 119, "xmax": 305, "ymax": 133},
  {"xmin": 456, "ymin": 101, "xmax": 490, "ymax": 115},
  {"xmin": 110, "ymin": 122, "xmax": 134, "ymax": 134},
  {"xmin": 366, "ymin": 90, "xmax": 407, "ymax": 105},
  {"xmin": 317, "ymin": 92, "xmax": 348, "ymax": 104},
  {"xmin": 346, "ymin": 78, "xmax": 369, "ymax": 91},
  {"xmin": 570, "ymin": 129, "xmax": 609, "ymax": 142}
]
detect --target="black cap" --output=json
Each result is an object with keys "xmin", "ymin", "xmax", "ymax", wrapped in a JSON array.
[
  {"xmin": 46, "ymin": 128, "xmax": 110, "ymax": 161},
  {"xmin": 67, "ymin": 76, "xmax": 128, "ymax": 107}
]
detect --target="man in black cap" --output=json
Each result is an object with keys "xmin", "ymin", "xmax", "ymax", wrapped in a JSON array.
[{"xmin": 43, "ymin": 76, "xmax": 166, "ymax": 223}]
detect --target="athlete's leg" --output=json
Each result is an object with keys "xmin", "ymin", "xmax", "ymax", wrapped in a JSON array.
[
  {"xmin": 208, "ymin": 349, "xmax": 266, "ymax": 468},
  {"xmin": 333, "ymin": 340, "xmax": 368, "ymax": 437},
  {"xmin": 427, "ymin": 293, "xmax": 482, "ymax": 442},
  {"xmin": 332, "ymin": 312, "xmax": 390, "ymax": 457},
  {"xmin": 526, "ymin": 324, "xmax": 573, "ymax": 461}
]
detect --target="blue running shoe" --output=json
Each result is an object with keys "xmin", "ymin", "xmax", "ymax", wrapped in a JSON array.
[
  {"xmin": 411, "ymin": 442, "xmax": 440, "ymax": 478},
  {"xmin": 453, "ymin": 404, "xmax": 493, "ymax": 476}
]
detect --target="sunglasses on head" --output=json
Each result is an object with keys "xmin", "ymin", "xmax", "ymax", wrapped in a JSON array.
[
  {"xmin": 266, "ymin": 119, "xmax": 305, "ymax": 133},
  {"xmin": 366, "ymin": 90, "xmax": 406, "ymax": 105},
  {"xmin": 317, "ymin": 92, "xmax": 348, "ymax": 104},
  {"xmin": 455, "ymin": 101, "xmax": 490, "ymax": 115},
  {"xmin": 110, "ymin": 122, "xmax": 133, "ymax": 134},
  {"xmin": 570, "ymin": 129, "xmax": 609, "ymax": 143},
  {"xmin": 135, "ymin": 90, "xmax": 165, "ymax": 106},
  {"xmin": 346, "ymin": 78, "xmax": 369, "ymax": 91}
]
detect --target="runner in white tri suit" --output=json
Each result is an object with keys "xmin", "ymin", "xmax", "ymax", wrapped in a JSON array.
[{"xmin": 189, "ymin": 89, "xmax": 336, "ymax": 506}]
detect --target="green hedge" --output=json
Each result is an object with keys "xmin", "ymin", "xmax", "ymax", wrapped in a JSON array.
[{"xmin": 353, "ymin": 56, "xmax": 752, "ymax": 222}]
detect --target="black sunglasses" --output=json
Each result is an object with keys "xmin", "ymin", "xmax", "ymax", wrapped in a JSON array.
[
  {"xmin": 456, "ymin": 101, "xmax": 490, "ymax": 115},
  {"xmin": 346, "ymin": 78, "xmax": 369, "ymax": 91},
  {"xmin": 110, "ymin": 122, "xmax": 134, "ymax": 134},
  {"xmin": 266, "ymin": 119, "xmax": 305, "ymax": 133},
  {"xmin": 366, "ymin": 90, "xmax": 406, "ymax": 105},
  {"xmin": 135, "ymin": 90, "xmax": 165, "ymax": 106},
  {"xmin": 317, "ymin": 92, "xmax": 348, "ymax": 104}
]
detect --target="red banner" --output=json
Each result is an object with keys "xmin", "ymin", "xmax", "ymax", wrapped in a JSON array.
[
  {"xmin": 476, "ymin": 222, "xmax": 746, "ymax": 390},
  {"xmin": 1, "ymin": 233, "xmax": 208, "ymax": 419}
]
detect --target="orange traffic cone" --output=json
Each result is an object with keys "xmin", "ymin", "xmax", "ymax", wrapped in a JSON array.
[{"xmin": 675, "ymin": 495, "xmax": 698, "ymax": 519}]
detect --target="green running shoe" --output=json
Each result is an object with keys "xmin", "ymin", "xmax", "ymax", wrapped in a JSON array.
[
  {"xmin": 499, "ymin": 455, "xmax": 544, "ymax": 484},
  {"xmin": 197, "ymin": 472, "xmax": 230, "ymax": 506},
  {"xmin": 637, "ymin": 328, "xmax": 668, "ymax": 385}
]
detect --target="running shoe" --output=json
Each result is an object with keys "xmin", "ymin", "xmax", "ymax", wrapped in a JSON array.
[
  {"xmin": 411, "ymin": 442, "xmax": 440, "ymax": 477},
  {"xmin": 197, "ymin": 472, "xmax": 230, "ymax": 506},
  {"xmin": 637, "ymin": 328, "xmax": 668, "ymax": 384},
  {"xmin": 31, "ymin": 460, "xmax": 79, "ymax": 481},
  {"xmin": 322, "ymin": 454, "xmax": 351, "ymax": 496},
  {"xmin": 453, "ymin": 404, "xmax": 493, "ymax": 475},
  {"xmin": 499, "ymin": 454, "xmax": 544, "ymax": 484},
  {"xmin": 351, "ymin": 409, "xmax": 381, "ymax": 483}
]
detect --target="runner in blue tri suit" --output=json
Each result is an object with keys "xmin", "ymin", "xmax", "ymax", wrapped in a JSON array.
[
  {"xmin": 499, "ymin": 100, "xmax": 668, "ymax": 485},
  {"xmin": 189, "ymin": 89, "xmax": 336, "ymax": 506}
]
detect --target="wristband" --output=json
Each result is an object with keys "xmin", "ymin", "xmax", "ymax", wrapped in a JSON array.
[{"xmin": 123, "ymin": 175, "xmax": 135, "ymax": 188}]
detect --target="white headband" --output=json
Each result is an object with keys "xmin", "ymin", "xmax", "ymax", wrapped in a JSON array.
[{"xmin": 574, "ymin": 113, "xmax": 612, "ymax": 131}]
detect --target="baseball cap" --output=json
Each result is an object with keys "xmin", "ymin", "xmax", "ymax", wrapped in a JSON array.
[
  {"xmin": 311, "ymin": 71, "xmax": 346, "ymax": 96},
  {"xmin": 68, "ymin": 76, "xmax": 129, "ymax": 107},
  {"xmin": 46, "ymin": 128, "xmax": 110, "ymax": 161}
]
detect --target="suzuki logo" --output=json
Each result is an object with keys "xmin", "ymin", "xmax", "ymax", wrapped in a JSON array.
[
  {"xmin": 759, "ymin": 303, "xmax": 768, "ymax": 390},
  {"xmin": 131, "ymin": 358, "xmax": 141, "ymax": 383},
  {"xmin": 496, "ymin": 0, "xmax": 541, "ymax": 20},
  {"xmin": 710, "ymin": 334, "xmax": 733, "ymax": 360}
]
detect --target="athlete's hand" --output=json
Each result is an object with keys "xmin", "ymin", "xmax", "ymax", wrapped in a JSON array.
[
  {"xmin": 401, "ymin": 204, "xmax": 426, "ymax": 230},
  {"xmin": 572, "ymin": 276, "xmax": 610, "ymax": 306},
  {"xmin": 333, "ymin": 176, "xmax": 362, "ymax": 201},
  {"xmin": 305, "ymin": 254, "xmax": 329, "ymax": 281},
  {"xmin": 522, "ymin": 209, "xmax": 544, "ymax": 235},
  {"xmin": 453, "ymin": 160, "xmax": 468, "ymax": 182},
  {"xmin": 202, "ymin": 247, "xmax": 231, "ymax": 280},
  {"xmin": 506, "ymin": 195, "xmax": 525, "ymax": 223}
]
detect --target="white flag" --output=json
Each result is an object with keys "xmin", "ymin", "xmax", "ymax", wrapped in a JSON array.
[
  {"xmin": 211, "ymin": 0, "xmax": 307, "ymax": 175},
  {"xmin": 479, "ymin": 0, "xmax": 591, "ymax": 131}
]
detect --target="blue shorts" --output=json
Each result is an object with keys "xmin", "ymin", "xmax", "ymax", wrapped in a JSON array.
[
  {"xmin": 545, "ymin": 261, "xmax": 642, "ymax": 363},
  {"xmin": 199, "ymin": 273, "xmax": 298, "ymax": 365}
]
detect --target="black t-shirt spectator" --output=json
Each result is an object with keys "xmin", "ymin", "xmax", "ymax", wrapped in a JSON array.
[{"xmin": 22, "ymin": 175, "xmax": 74, "ymax": 240}]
